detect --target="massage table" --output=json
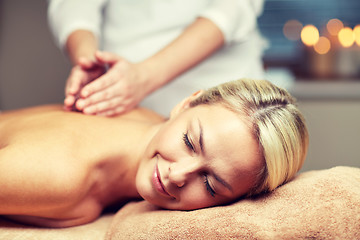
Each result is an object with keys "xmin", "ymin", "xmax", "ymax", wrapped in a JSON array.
[{"xmin": 1, "ymin": 166, "xmax": 359, "ymax": 239}]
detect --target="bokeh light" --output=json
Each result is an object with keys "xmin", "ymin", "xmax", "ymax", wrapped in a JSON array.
[
  {"xmin": 354, "ymin": 25, "xmax": 360, "ymax": 46},
  {"xmin": 338, "ymin": 27, "xmax": 355, "ymax": 47},
  {"xmin": 283, "ymin": 19, "xmax": 303, "ymax": 41},
  {"xmin": 326, "ymin": 19, "xmax": 344, "ymax": 36},
  {"xmin": 314, "ymin": 36, "xmax": 331, "ymax": 54},
  {"xmin": 301, "ymin": 25, "xmax": 320, "ymax": 46}
]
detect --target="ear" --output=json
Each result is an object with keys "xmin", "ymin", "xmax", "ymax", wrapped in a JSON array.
[{"xmin": 170, "ymin": 90, "xmax": 204, "ymax": 118}]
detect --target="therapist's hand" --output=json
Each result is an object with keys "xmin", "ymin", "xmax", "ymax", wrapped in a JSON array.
[
  {"xmin": 75, "ymin": 51, "xmax": 152, "ymax": 116},
  {"xmin": 64, "ymin": 57, "xmax": 106, "ymax": 111}
]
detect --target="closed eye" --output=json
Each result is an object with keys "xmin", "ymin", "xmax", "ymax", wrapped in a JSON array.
[
  {"xmin": 183, "ymin": 132, "xmax": 195, "ymax": 152},
  {"xmin": 204, "ymin": 175, "xmax": 216, "ymax": 197}
]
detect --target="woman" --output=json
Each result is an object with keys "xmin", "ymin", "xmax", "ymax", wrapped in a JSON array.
[
  {"xmin": 47, "ymin": 0, "xmax": 266, "ymax": 116},
  {"xmin": 0, "ymin": 79, "xmax": 308, "ymax": 228}
]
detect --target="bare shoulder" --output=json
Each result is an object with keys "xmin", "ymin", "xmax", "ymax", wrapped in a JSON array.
[
  {"xmin": 0, "ymin": 145, "xmax": 80, "ymax": 197},
  {"xmin": 0, "ymin": 142, "xmax": 97, "ymax": 223}
]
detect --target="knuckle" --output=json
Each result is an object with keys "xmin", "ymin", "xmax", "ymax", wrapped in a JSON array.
[
  {"xmin": 114, "ymin": 107, "xmax": 125, "ymax": 115},
  {"xmin": 102, "ymin": 90, "xmax": 109, "ymax": 99},
  {"xmin": 100, "ymin": 101, "xmax": 111, "ymax": 111},
  {"xmin": 103, "ymin": 75, "xmax": 114, "ymax": 85},
  {"xmin": 103, "ymin": 89, "xmax": 114, "ymax": 99},
  {"xmin": 109, "ymin": 98, "xmax": 118, "ymax": 107}
]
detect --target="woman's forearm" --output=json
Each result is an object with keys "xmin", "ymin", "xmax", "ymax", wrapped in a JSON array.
[
  {"xmin": 65, "ymin": 30, "xmax": 99, "ymax": 65},
  {"xmin": 139, "ymin": 17, "xmax": 225, "ymax": 93}
]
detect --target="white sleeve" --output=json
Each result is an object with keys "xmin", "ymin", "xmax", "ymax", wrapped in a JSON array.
[
  {"xmin": 47, "ymin": 0, "xmax": 108, "ymax": 49},
  {"xmin": 199, "ymin": 0, "xmax": 265, "ymax": 44}
]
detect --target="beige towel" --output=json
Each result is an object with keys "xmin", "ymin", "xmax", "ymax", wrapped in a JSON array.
[
  {"xmin": 106, "ymin": 166, "xmax": 360, "ymax": 240},
  {"xmin": 1, "ymin": 167, "xmax": 359, "ymax": 240}
]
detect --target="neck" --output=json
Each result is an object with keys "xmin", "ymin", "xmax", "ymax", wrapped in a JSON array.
[{"xmin": 101, "ymin": 120, "xmax": 164, "ymax": 205}]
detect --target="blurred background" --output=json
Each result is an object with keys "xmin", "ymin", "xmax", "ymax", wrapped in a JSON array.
[
  {"xmin": 0, "ymin": 0, "xmax": 359, "ymax": 171},
  {"xmin": 260, "ymin": 0, "xmax": 360, "ymax": 84}
]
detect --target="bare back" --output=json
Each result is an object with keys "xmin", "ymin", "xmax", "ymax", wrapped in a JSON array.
[{"xmin": 0, "ymin": 105, "xmax": 164, "ymax": 227}]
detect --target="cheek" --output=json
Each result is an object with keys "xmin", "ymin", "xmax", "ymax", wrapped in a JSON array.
[
  {"xmin": 176, "ymin": 185, "xmax": 216, "ymax": 210},
  {"xmin": 135, "ymin": 159, "xmax": 153, "ymax": 197},
  {"xmin": 152, "ymin": 129, "xmax": 182, "ymax": 156}
]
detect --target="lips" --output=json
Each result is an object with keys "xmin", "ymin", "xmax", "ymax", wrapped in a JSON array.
[{"xmin": 152, "ymin": 159, "xmax": 171, "ymax": 197}]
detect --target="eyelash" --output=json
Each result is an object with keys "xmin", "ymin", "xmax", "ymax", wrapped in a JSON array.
[
  {"xmin": 204, "ymin": 175, "xmax": 216, "ymax": 197},
  {"xmin": 183, "ymin": 132, "xmax": 215, "ymax": 197},
  {"xmin": 183, "ymin": 132, "xmax": 195, "ymax": 152}
]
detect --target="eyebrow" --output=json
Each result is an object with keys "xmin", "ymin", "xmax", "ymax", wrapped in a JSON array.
[
  {"xmin": 197, "ymin": 118, "xmax": 233, "ymax": 193},
  {"xmin": 214, "ymin": 174, "xmax": 233, "ymax": 192},
  {"xmin": 198, "ymin": 118, "xmax": 204, "ymax": 154}
]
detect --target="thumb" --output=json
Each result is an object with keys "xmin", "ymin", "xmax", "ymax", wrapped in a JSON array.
[
  {"xmin": 95, "ymin": 51, "xmax": 123, "ymax": 65},
  {"xmin": 78, "ymin": 57, "xmax": 97, "ymax": 69}
]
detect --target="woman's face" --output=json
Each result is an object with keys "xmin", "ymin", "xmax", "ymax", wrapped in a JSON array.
[{"xmin": 136, "ymin": 104, "xmax": 262, "ymax": 210}]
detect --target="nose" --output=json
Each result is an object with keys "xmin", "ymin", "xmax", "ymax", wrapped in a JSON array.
[{"xmin": 168, "ymin": 159, "xmax": 203, "ymax": 188}]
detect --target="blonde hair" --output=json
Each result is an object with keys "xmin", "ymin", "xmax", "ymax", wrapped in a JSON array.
[{"xmin": 190, "ymin": 79, "xmax": 309, "ymax": 196}]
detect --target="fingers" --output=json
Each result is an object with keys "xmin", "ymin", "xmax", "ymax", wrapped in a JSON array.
[
  {"xmin": 83, "ymin": 98, "xmax": 134, "ymax": 116},
  {"xmin": 64, "ymin": 95, "xmax": 76, "ymax": 110},
  {"xmin": 66, "ymin": 66, "xmax": 90, "ymax": 96},
  {"xmin": 76, "ymin": 87, "xmax": 118, "ymax": 110},
  {"xmin": 78, "ymin": 93, "xmax": 139, "ymax": 116},
  {"xmin": 82, "ymin": 97, "xmax": 123, "ymax": 115},
  {"xmin": 66, "ymin": 57, "xmax": 106, "ymax": 96},
  {"xmin": 67, "ymin": 52, "xmax": 143, "ymax": 116},
  {"xmin": 64, "ymin": 66, "xmax": 90, "ymax": 111},
  {"xmin": 75, "ymin": 78, "xmax": 134, "ymax": 115},
  {"xmin": 64, "ymin": 63, "xmax": 105, "ymax": 112},
  {"xmin": 79, "ymin": 68, "xmax": 118, "ymax": 98}
]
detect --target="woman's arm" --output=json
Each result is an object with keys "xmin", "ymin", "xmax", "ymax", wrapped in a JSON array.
[
  {"xmin": 56, "ymin": 0, "xmax": 265, "ymax": 116},
  {"xmin": 139, "ymin": 0, "xmax": 265, "ymax": 87},
  {"xmin": 62, "ymin": 30, "xmax": 107, "ymax": 110},
  {"xmin": 65, "ymin": 29, "xmax": 98, "ymax": 65},
  {"xmin": 76, "ymin": 17, "xmax": 224, "ymax": 116},
  {"xmin": 138, "ymin": 17, "xmax": 225, "ymax": 93},
  {"xmin": 47, "ymin": 0, "xmax": 107, "ymax": 110}
]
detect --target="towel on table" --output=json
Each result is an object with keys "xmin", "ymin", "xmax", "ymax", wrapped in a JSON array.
[{"xmin": 106, "ymin": 166, "xmax": 360, "ymax": 240}]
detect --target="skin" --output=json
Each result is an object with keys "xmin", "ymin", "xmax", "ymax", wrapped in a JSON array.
[
  {"xmin": 0, "ymin": 95, "xmax": 261, "ymax": 227},
  {"xmin": 136, "ymin": 104, "xmax": 262, "ymax": 210},
  {"xmin": 64, "ymin": 17, "xmax": 224, "ymax": 116},
  {"xmin": 0, "ymin": 105, "xmax": 161, "ymax": 227}
]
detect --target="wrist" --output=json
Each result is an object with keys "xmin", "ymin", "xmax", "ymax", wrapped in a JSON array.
[
  {"xmin": 66, "ymin": 30, "xmax": 98, "ymax": 65},
  {"xmin": 137, "ymin": 58, "xmax": 170, "ymax": 95}
]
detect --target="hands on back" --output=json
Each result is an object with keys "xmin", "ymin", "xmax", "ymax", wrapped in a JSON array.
[{"xmin": 64, "ymin": 51, "xmax": 151, "ymax": 116}]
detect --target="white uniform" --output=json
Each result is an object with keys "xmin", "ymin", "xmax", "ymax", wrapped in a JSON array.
[{"xmin": 48, "ymin": 0, "xmax": 267, "ymax": 115}]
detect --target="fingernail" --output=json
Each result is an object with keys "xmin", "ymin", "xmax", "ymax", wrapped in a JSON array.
[
  {"xmin": 70, "ymin": 88, "xmax": 78, "ymax": 94},
  {"xmin": 84, "ymin": 107, "xmax": 94, "ymax": 115},
  {"xmin": 76, "ymin": 100, "xmax": 85, "ymax": 109},
  {"xmin": 64, "ymin": 99, "xmax": 72, "ymax": 106}
]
